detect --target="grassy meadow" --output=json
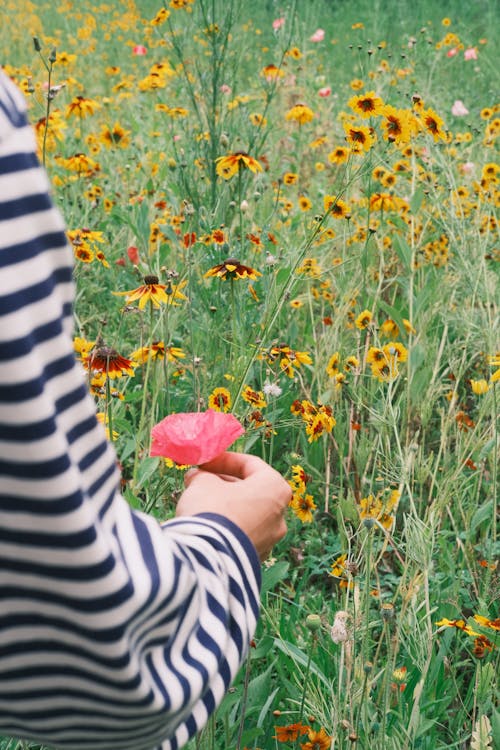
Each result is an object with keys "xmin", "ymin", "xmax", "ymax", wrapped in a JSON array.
[{"xmin": 1, "ymin": 0, "xmax": 499, "ymax": 748}]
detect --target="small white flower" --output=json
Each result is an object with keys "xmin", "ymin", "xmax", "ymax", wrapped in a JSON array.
[{"xmin": 262, "ymin": 381, "xmax": 282, "ymax": 398}]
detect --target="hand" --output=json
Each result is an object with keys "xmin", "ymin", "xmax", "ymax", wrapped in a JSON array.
[{"xmin": 176, "ymin": 452, "xmax": 291, "ymax": 561}]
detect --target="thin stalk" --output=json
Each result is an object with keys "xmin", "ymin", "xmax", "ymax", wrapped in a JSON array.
[{"xmin": 235, "ymin": 650, "xmax": 252, "ymax": 750}]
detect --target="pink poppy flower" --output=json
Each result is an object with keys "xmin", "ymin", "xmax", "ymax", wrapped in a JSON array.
[
  {"xmin": 464, "ymin": 47, "xmax": 478, "ymax": 60},
  {"xmin": 447, "ymin": 47, "xmax": 459, "ymax": 57},
  {"xmin": 310, "ymin": 28, "xmax": 325, "ymax": 42},
  {"xmin": 133, "ymin": 45, "xmax": 147, "ymax": 56},
  {"xmin": 451, "ymin": 99, "xmax": 469, "ymax": 116},
  {"xmin": 272, "ymin": 17, "xmax": 285, "ymax": 30},
  {"xmin": 318, "ymin": 86, "xmax": 331, "ymax": 97},
  {"xmin": 150, "ymin": 409, "xmax": 244, "ymax": 465},
  {"xmin": 220, "ymin": 84, "xmax": 232, "ymax": 94}
]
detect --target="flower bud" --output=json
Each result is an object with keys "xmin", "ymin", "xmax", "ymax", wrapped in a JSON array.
[
  {"xmin": 33, "ymin": 37, "xmax": 41, "ymax": 52},
  {"xmin": 305, "ymin": 614, "xmax": 322, "ymax": 631}
]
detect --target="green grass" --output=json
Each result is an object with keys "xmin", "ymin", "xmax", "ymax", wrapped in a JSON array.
[{"xmin": 1, "ymin": 0, "xmax": 498, "ymax": 748}]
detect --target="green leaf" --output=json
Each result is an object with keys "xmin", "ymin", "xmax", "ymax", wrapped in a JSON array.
[
  {"xmin": 261, "ymin": 561, "xmax": 289, "ymax": 594},
  {"xmin": 410, "ymin": 187, "xmax": 425, "ymax": 215},
  {"xmin": 471, "ymin": 500, "xmax": 493, "ymax": 532},
  {"xmin": 135, "ymin": 457, "xmax": 160, "ymax": 488},
  {"xmin": 272, "ymin": 638, "xmax": 330, "ymax": 688}
]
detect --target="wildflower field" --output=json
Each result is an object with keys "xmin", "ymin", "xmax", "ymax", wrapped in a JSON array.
[{"xmin": 1, "ymin": 0, "xmax": 499, "ymax": 747}]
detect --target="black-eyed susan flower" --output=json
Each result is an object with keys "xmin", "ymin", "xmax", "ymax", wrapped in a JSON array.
[
  {"xmin": 241, "ymin": 386, "xmax": 267, "ymax": 408},
  {"xmin": 328, "ymin": 145, "xmax": 350, "ymax": 164},
  {"xmin": 289, "ymin": 493, "xmax": 317, "ymax": 523},
  {"xmin": 418, "ymin": 107, "xmax": 447, "ymax": 142},
  {"xmin": 358, "ymin": 488, "xmax": 400, "ymax": 530},
  {"xmin": 330, "ymin": 554, "xmax": 355, "ymax": 589},
  {"xmin": 249, "ymin": 112, "xmax": 267, "ymax": 127},
  {"xmin": 380, "ymin": 105, "xmax": 414, "ymax": 144},
  {"xmin": 265, "ymin": 344, "xmax": 313, "ymax": 378},
  {"xmin": 348, "ymin": 91, "xmax": 385, "ymax": 118},
  {"xmin": 305, "ymin": 407, "xmax": 336, "ymax": 442},
  {"xmin": 85, "ymin": 346, "xmax": 135, "ymax": 379},
  {"xmin": 344, "ymin": 122, "xmax": 375, "ymax": 152},
  {"xmin": 65, "ymin": 96, "xmax": 100, "ymax": 118},
  {"xmin": 170, "ymin": 0, "xmax": 195, "ymax": 8},
  {"xmin": 380, "ymin": 319, "xmax": 400, "ymax": 337},
  {"xmin": 204, "ymin": 258, "xmax": 261, "ymax": 280},
  {"xmin": 324, "ymin": 195, "xmax": 351, "ymax": 218},
  {"xmin": 355, "ymin": 309, "xmax": 373, "ymax": 330},
  {"xmin": 113, "ymin": 275, "xmax": 188, "ymax": 309},
  {"xmin": 369, "ymin": 192, "xmax": 396, "ymax": 212},
  {"xmin": 208, "ymin": 386, "xmax": 232, "ymax": 412},
  {"xmin": 285, "ymin": 104, "xmax": 314, "ymax": 124},
  {"xmin": 301, "ymin": 727, "xmax": 332, "ymax": 750},
  {"xmin": 260, "ymin": 63, "xmax": 285, "ymax": 80},
  {"xmin": 131, "ymin": 341, "xmax": 186, "ymax": 363},
  {"xmin": 215, "ymin": 151, "xmax": 262, "ymax": 179},
  {"xmin": 99, "ymin": 122, "xmax": 131, "ymax": 148},
  {"xmin": 326, "ymin": 352, "xmax": 340, "ymax": 377},
  {"xmin": 150, "ymin": 7, "xmax": 170, "ymax": 24}
]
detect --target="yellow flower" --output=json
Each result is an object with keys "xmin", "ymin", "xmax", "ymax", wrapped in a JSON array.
[
  {"xmin": 208, "ymin": 387, "xmax": 232, "ymax": 412},
  {"xmin": 359, "ymin": 489, "xmax": 400, "ymax": 529},
  {"xmin": 66, "ymin": 96, "xmax": 100, "ymax": 118},
  {"xmin": 289, "ymin": 493, "xmax": 316, "ymax": 523},
  {"xmin": 328, "ymin": 146, "xmax": 350, "ymax": 164},
  {"xmin": 285, "ymin": 104, "xmax": 314, "ymax": 125},
  {"xmin": 99, "ymin": 122, "xmax": 131, "ymax": 149},
  {"xmin": 204, "ymin": 259, "xmax": 261, "ymax": 280},
  {"xmin": 324, "ymin": 195, "xmax": 351, "ymax": 218},
  {"xmin": 326, "ymin": 352, "xmax": 340, "ymax": 377},
  {"xmin": 344, "ymin": 122, "xmax": 375, "ymax": 152},
  {"xmin": 242, "ymin": 386, "xmax": 267, "ymax": 408},
  {"xmin": 355, "ymin": 309, "xmax": 373, "ymax": 330},
  {"xmin": 470, "ymin": 379, "xmax": 490, "ymax": 395},
  {"xmin": 215, "ymin": 151, "xmax": 262, "ymax": 179},
  {"xmin": 418, "ymin": 107, "xmax": 448, "ymax": 142},
  {"xmin": 113, "ymin": 276, "xmax": 188, "ymax": 309},
  {"xmin": 380, "ymin": 105, "xmax": 413, "ymax": 145},
  {"xmin": 130, "ymin": 342, "xmax": 185, "ymax": 363},
  {"xmin": 260, "ymin": 63, "xmax": 285, "ymax": 79},
  {"xmin": 348, "ymin": 91, "xmax": 385, "ymax": 118}
]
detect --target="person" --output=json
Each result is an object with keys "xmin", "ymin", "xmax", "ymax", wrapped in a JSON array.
[{"xmin": 0, "ymin": 68, "xmax": 290, "ymax": 749}]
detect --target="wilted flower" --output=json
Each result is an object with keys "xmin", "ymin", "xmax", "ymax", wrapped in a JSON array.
[{"xmin": 330, "ymin": 611, "xmax": 350, "ymax": 643}]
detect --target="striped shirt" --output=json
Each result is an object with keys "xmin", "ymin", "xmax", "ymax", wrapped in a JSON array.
[{"xmin": 0, "ymin": 69, "xmax": 261, "ymax": 750}]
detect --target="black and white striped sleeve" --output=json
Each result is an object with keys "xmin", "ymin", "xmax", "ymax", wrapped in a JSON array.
[{"xmin": 0, "ymin": 69, "xmax": 261, "ymax": 750}]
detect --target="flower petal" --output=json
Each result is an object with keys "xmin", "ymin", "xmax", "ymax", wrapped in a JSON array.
[{"xmin": 150, "ymin": 409, "xmax": 244, "ymax": 465}]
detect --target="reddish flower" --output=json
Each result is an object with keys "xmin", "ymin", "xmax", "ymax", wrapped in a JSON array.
[
  {"xmin": 150, "ymin": 409, "xmax": 244, "ymax": 465},
  {"xmin": 127, "ymin": 246, "xmax": 140, "ymax": 264},
  {"xmin": 133, "ymin": 45, "xmax": 147, "ymax": 55}
]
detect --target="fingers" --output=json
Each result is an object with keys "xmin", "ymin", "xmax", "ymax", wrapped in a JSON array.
[{"xmin": 198, "ymin": 451, "xmax": 269, "ymax": 480}]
